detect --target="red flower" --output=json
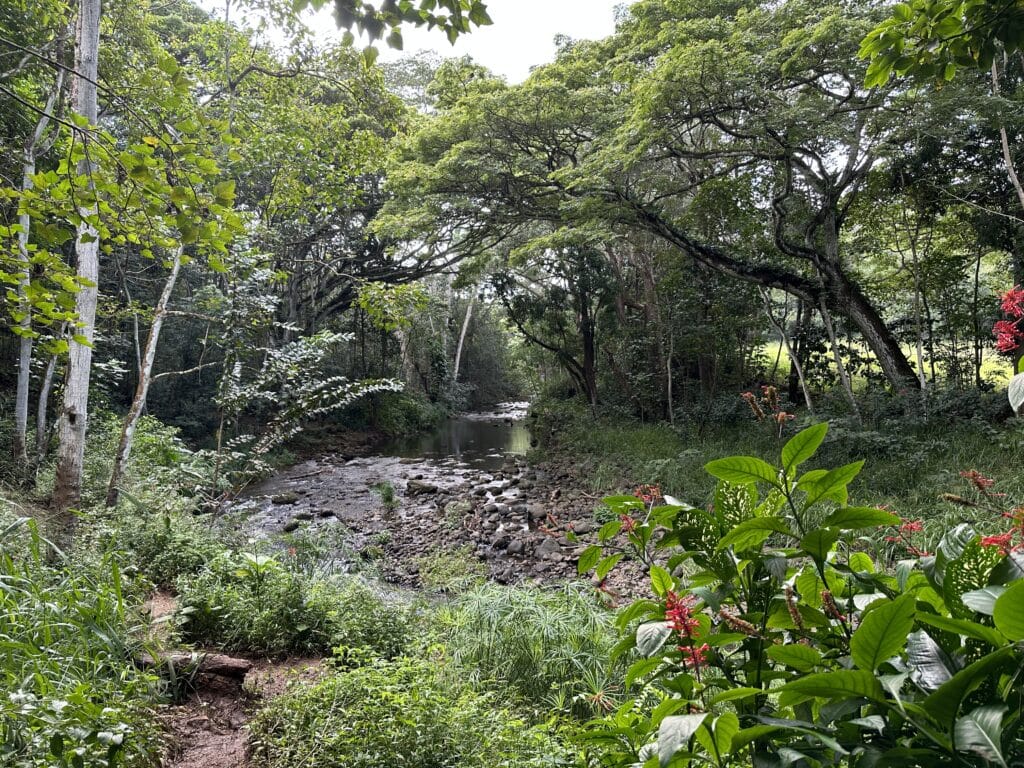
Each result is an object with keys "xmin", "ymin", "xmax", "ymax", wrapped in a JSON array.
[
  {"xmin": 1000, "ymin": 286, "xmax": 1024, "ymax": 319},
  {"xmin": 899, "ymin": 519, "xmax": 924, "ymax": 534},
  {"xmin": 960, "ymin": 469, "xmax": 996, "ymax": 491},
  {"xmin": 634, "ymin": 484, "xmax": 662, "ymax": 505},
  {"xmin": 619, "ymin": 514, "xmax": 637, "ymax": 533},
  {"xmin": 665, "ymin": 591, "xmax": 701, "ymax": 638},
  {"xmin": 981, "ymin": 531, "xmax": 1014, "ymax": 556},
  {"xmin": 679, "ymin": 642, "xmax": 711, "ymax": 671}
]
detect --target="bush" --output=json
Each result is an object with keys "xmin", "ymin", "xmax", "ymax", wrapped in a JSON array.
[
  {"xmin": 0, "ymin": 518, "xmax": 163, "ymax": 768},
  {"xmin": 248, "ymin": 656, "xmax": 573, "ymax": 768},
  {"xmin": 82, "ymin": 509, "xmax": 227, "ymax": 590},
  {"xmin": 176, "ymin": 551, "xmax": 416, "ymax": 656},
  {"xmin": 436, "ymin": 582, "xmax": 620, "ymax": 717}
]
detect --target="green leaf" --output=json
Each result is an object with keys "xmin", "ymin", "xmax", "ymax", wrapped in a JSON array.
[
  {"xmin": 576, "ymin": 545, "xmax": 601, "ymax": 575},
  {"xmin": 1008, "ymin": 372, "xmax": 1024, "ymax": 414},
  {"xmin": 781, "ymin": 423, "xmax": 828, "ymax": 477},
  {"xmin": 717, "ymin": 517, "xmax": 794, "ymax": 552},
  {"xmin": 779, "ymin": 669, "xmax": 884, "ymax": 706},
  {"xmin": 954, "ymin": 705, "xmax": 1008, "ymax": 768},
  {"xmin": 822, "ymin": 507, "xmax": 900, "ymax": 530},
  {"xmin": 650, "ymin": 564, "xmax": 674, "ymax": 597},
  {"xmin": 992, "ymin": 579, "xmax": 1024, "ymax": 640},
  {"xmin": 710, "ymin": 687, "xmax": 764, "ymax": 704},
  {"xmin": 907, "ymin": 630, "xmax": 955, "ymax": 691},
  {"xmin": 924, "ymin": 647, "xmax": 1016, "ymax": 725},
  {"xmin": 658, "ymin": 714, "xmax": 708, "ymax": 768},
  {"xmin": 704, "ymin": 456, "xmax": 780, "ymax": 487},
  {"xmin": 637, "ymin": 621, "xmax": 672, "ymax": 657},
  {"xmin": 802, "ymin": 460, "xmax": 864, "ymax": 507},
  {"xmin": 916, "ymin": 613, "xmax": 1006, "ymax": 648},
  {"xmin": 851, "ymin": 594, "xmax": 914, "ymax": 671},
  {"xmin": 800, "ymin": 527, "xmax": 840, "ymax": 561},
  {"xmin": 595, "ymin": 553, "xmax": 623, "ymax": 580},
  {"xmin": 597, "ymin": 519, "xmax": 622, "ymax": 542},
  {"xmin": 962, "ymin": 586, "xmax": 1006, "ymax": 615},
  {"xmin": 766, "ymin": 643, "xmax": 822, "ymax": 672}
]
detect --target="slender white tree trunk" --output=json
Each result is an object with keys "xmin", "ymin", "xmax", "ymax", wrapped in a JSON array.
[
  {"xmin": 14, "ymin": 72, "xmax": 64, "ymax": 468},
  {"xmin": 106, "ymin": 246, "xmax": 183, "ymax": 506},
  {"xmin": 53, "ymin": 0, "xmax": 101, "ymax": 517},
  {"xmin": 760, "ymin": 288, "xmax": 814, "ymax": 414},
  {"xmin": 819, "ymin": 299, "xmax": 861, "ymax": 421},
  {"xmin": 36, "ymin": 341, "xmax": 61, "ymax": 465},
  {"xmin": 453, "ymin": 292, "xmax": 475, "ymax": 382}
]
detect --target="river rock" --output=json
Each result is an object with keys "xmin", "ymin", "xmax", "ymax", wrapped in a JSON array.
[
  {"xmin": 282, "ymin": 519, "xmax": 301, "ymax": 533},
  {"xmin": 535, "ymin": 538, "xmax": 560, "ymax": 559},
  {"xmin": 271, "ymin": 491, "xmax": 300, "ymax": 505},
  {"xmin": 492, "ymin": 533, "xmax": 511, "ymax": 550},
  {"xmin": 406, "ymin": 479, "xmax": 438, "ymax": 496},
  {"xmin": 528, "ymin": 504, "xmax": 547, "ymax": 523},
  {"xmin": 507, "ymin": 538, "xmax": 528, "ymax": 556},
  {"xmin": 572, "ymin": 520, "xmax": 595, "ymax": 535}
]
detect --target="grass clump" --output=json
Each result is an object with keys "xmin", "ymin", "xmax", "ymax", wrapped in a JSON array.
[
  {"xmin": 0, "ymin": 516, "xmax": 163, "ymax": 768},
  {"xmin": 436, "ymin": 582, "xmax": 620, "ymax": 718},
  {"xmin": 248, "ymin": 655, "xmax": 573, "ymax": 768},
  {"xmin": 176, "ymin": 550, "xmax": 417, "ymax": 656}
]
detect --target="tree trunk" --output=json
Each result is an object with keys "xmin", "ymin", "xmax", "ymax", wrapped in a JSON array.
[
  {"xmin": 452, "ymin": 291, "xmax": 475, "ymax": 382},
  {"xmin": 53, "ymin": 0, "xmax": 101, "ymax": 519},
  {"xmin": 761, "ymin": 289, "xmax": 814, "ymax": 414},
  {"xmin": 106, "ymin": 246, "xmax": 183, "ymax": 507},
  {"xmin": 36, "ymin": 342, "xmax": 61, "ymax": 466},
  {"xmin": 819, "ymin": 298, "xmax": 860, "ymax": 420},
  {"xmin": 14, "ymin": 70, "xmax": 64, "ymax": 469}
]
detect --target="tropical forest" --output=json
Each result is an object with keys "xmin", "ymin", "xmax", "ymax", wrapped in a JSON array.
[{"xmin": 4, "ymin": 0, "xmax": 1024, "ymax": 765}]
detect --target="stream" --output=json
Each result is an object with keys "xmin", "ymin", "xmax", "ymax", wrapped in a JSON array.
[{"xmin": 222, "ymin": 402, "xmax": 617, "ymax": 585}]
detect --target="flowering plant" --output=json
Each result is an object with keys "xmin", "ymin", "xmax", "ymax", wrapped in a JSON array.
[
  {"xmin": 994, "ymin": 286, "xmax": 1024, "ymax": 415},
  {"xmin": 578, "ymin": 423, "xmax": 1024, "ymax": 768}
]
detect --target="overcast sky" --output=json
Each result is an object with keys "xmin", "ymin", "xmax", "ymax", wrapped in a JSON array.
[
  {"xmin": 201, "ymin": 1, "xmax": 631, "ymax": 83},
  {"xmin": 376, "ymin": 1, "xmax": 631, "ymax": 82}
]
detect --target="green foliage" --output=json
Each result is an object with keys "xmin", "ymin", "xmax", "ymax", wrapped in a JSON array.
[
  {"xmin": 0, "ymin": 517, "xmax": 163, "ymax": 768},
  {"xmin": 580, "ymin": 422, "xmax": 1024, "ymax": 767},
  {"xmin": 435, "ymin": 582, "xmax": 620, "ymax": 718},
  {"xmin": 176, "ymin": 551, "xmax": 415, "ymax": 656},
  {"xmin": 414, "ymin": 545, "xmax": 488, "ymax": 592},
  {"xmin": 248, "ymin": 656, "xmax": 571, "ymax": 768}
]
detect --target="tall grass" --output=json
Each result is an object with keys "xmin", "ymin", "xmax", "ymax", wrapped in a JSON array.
[{"xmin": 0, "ymin": 515, "xmax": 164, "ymax": 767}]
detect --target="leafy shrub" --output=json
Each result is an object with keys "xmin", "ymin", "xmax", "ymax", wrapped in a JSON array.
[
  {"xmin": 580, "ymin": 422, "xmax": 1024, "ymax": 768},
  {"xmin": 82, "ymin": 509, "xmax": 227, "ymax": 590},
  {"xmin": 176, "ymin": 552, "xmax": 415, "ymax": 656},
  {"xmin": 0, "ymin": 518, "xmax": 163, "ymax": 767},
  {"xmin": 248, "ymin": 656, "xmax": 573, "ymax": 768},
  {"xmin": 436, "ymin": 582, "xmax": 620, "ymax": 717},
  {"xmin": 414, "ymin": 545, "xmax": 488, "ymax": 592}
]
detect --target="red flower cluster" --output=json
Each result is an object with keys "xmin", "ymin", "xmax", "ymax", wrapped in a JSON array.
[
  {"xmin": 619, "ymin": 513, "xmax": 637, "ymax": 533},
  {"xmin": 960, "ymin": 469, "xmax": 1004, "ymax": 497},
  {"xmin": 741, "ymin": 386, "xmax": 795, "ymax": 431},
  {"xmin": 665, "ymin": 591, "xmax": 709, "ymax": 671},
  {"xmin": 994, "ymin": 286, "xmax": 1024, "ymax": 353},
  {"xmin": 981, "ymin": 531, "xmax": 1015, "ymax": 556},
  {"xmin": 634, "ymin": 484, "xmax": 662, "ymax": 505},
  {"xmin": 884, "ymin": 517, "xmax": 930, "ymax": 557}
]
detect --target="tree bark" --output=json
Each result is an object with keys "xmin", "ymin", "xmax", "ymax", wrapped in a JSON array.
[
  {"xmin": 452, "ymin": 290, "xmax": 475, "ymax": 382},
  {"xmin": 761, "ymin": 289, "xmax": 814, "ymax": 414},
  {"xmin": 106, "ymin": 246, "xmax": 183, "ymax": 507},
  {"xmin": 819, "ymin": 298, "xmax": 860, "ymax": 421},
  {"xmin": 14, "ymin": 68, "xmax": 65, "ymax": 469},
  {"xmin": 53, "ymin": 0, "xmax": 101, "ymax": 519},
  {"xmin": 36, "ymin": 340, "xmax": 61, "ymax": 466}
]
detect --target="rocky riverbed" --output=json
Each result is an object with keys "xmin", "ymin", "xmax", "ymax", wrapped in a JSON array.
[{"xmin": 222, "ymin": 410, "xmax": 641, "ymax": 597}]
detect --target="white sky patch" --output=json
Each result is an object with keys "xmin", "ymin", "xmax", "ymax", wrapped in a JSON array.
[{"xmin": 197, "ymin": 0, "xmax": 631, "ymax": 83}]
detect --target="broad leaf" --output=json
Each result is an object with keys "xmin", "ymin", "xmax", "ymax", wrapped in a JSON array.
[
  {"xmin": 767, "ymin": 643, "xmax": 822, "ymax": 672},
  {"xmin": 637, "ymin": 621, "xmax": 672, "ymax": 657},
  {"xmin": 907, "ymin": 629, "xmax": 955, "ymax": 691},
  {"xmin": 801, "ymin": 461, "xmax": 864, "ymax": 507},
  {"xmin": 717, "ymin": 517, "xmax": 794, "ymax": 552},
  {"xmin": 658, "ymin": 714, "xmax": 708, "ymax": 768},
  {"xmin": 924, "ymin": 647, "xmax": 1015, "ymax": 725},
  {"xmin": 962, "ymin": 586, "xmax": 1007, "ymax": 616},
  {"xmin": 650, "ymin": 564, "xmax": 674, "ymax": 597},
  {"xmin": 1009, "ymin": 372, "xmax": 1024, "ymax": 414},
  {"xmin": 851, "ymin": 594, "xmax": 914, "ymax": 671},
  {"xmin": 954, "ymin": 705, "xmax": 1008, "ymax": 768},
  {"xmin": 992, "ymin": 579, "xmax": 1024, "ymax": 640},
  {"xmin": 781, "ymin": 423, "xmax": 828, "ymax": 477},
  {"xmin": 576, "ymin": 545, "xmax": 601, "ymax": 575},
  {"xmin": 800, "ymin": 527, "xmax": 840, "ymax": 561},
  {"xmin": 822, "ymin": 507, "xmax": 900, "ymax": 530},
  {"xmin": 704, "ymin": 456, "xmax": 780, "ymax": 487},
  {"xmin": 915, "ymin": 613, "xmax": 1006, "ymax": 648},
  {"xmin": 779, "ymin": 669, "xmax": 884, "ymax": 706}
]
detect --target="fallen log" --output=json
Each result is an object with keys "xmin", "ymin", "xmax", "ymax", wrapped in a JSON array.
[{"xmin": 138, "ymin": 651, "xmax": 253, "ymax": 680}]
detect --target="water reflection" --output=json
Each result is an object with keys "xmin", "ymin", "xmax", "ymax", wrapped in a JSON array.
[{"xmin": 379, "ymin": 411, "xmax": 531, "ymax": 469}]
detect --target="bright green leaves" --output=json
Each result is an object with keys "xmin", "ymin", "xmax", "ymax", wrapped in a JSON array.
[
  {"xmin": 851, "ymin": 595, "xmax": 915, "ymax": 671},
  {"xmin": 704, "ymin": 455, "xmax": 779, "ymax": 487},
  {"xmin": 779, "ymin": 669, "xmax": 885, "ymax": 706},
  {"xmin": 649, "ymin": 564, "xmax": 674, "ymax": 597},
  {"xmin": 993, "ymin": 580, "xmax": 1024, "ymax": 640},
  {"xmin": 781, "ymin": 421, "xmax": 827, "ymax": 477}
]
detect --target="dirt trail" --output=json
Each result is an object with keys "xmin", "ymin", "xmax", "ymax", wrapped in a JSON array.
[{"xmin": 147, "ymin": 595, "xmax": 324, "ymax": 768}]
